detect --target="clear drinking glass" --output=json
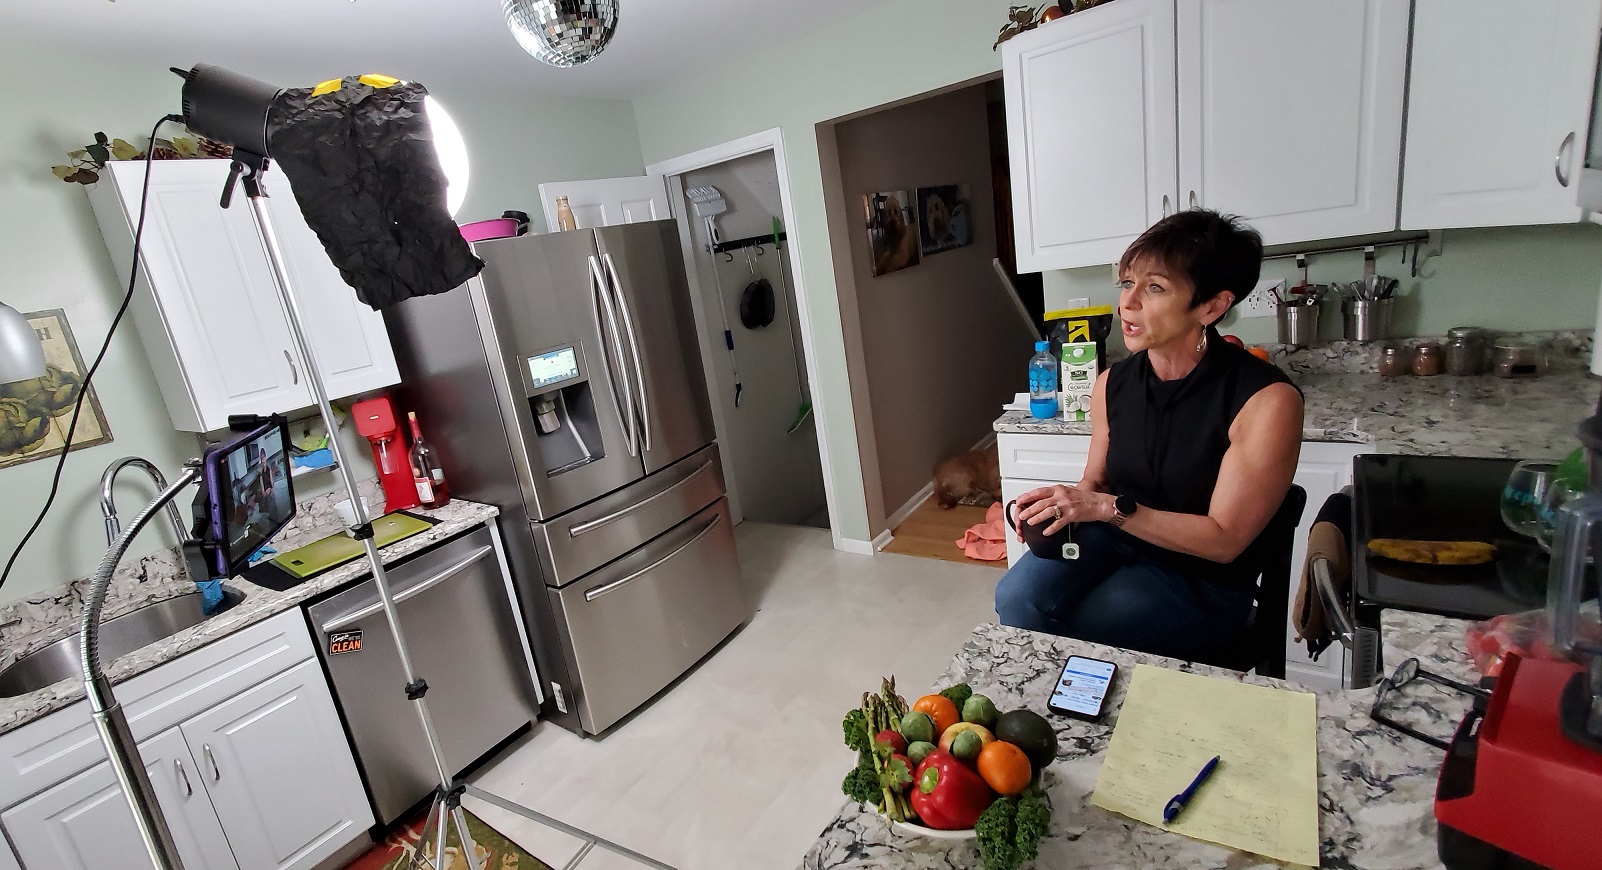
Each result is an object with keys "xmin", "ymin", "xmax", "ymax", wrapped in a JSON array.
[
  {"xmin": 1501, "ymin": 460, "xmax": 1559, "ymax": 538},
  {"xmin": 1536, "ymin": 477, "xmax": 1584, "ymax": 553}
]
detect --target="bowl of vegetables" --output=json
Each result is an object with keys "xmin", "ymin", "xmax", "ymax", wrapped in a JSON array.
[{"xmin": 840, "ymin": 677, "xmax": 1055, "ymax": 869}]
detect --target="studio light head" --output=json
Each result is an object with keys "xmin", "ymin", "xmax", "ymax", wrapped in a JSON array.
[{"xmin": 171, "ymin": 64, "xmax": 282, "ymax": 158}]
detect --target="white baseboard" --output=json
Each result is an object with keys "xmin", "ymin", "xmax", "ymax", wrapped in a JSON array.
[
  {"xmin": 881, "ymin": 431, "xmax": 1002, "ymax": 537},
  {"xmin": 836, "ymin": 537, "xmax": 876, "ymax": 556},
  {"xmin": 871, "ymin": 529, "xmax": 894, "ymax": 551}
]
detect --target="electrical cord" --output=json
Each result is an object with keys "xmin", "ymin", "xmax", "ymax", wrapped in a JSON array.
[{"xmin": 0, "ymin": 113, "xmax": 185, "ymax": 593}]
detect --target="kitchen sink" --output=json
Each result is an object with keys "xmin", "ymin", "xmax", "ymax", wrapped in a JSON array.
[{"xmin": 0, "ymin": 587, "xmax": 244, "ymax": 699}]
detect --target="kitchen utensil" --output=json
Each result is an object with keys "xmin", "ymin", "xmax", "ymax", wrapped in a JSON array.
[
  {"xmin": 771, "ymin": 216, "xmax": 813, "ymax": 434},
  {"xmin": 1493, "ymin": 338, "xmax": 1542, "ymax": 379},
  {"xmin": 1276, "ymin": 303, "xmax": 1319, "ymax": 346},
  {"xmin": 1500, "ymin": 460, "xmax": 1559, "ymax": 538},
  {"xmin": 1342, "ymin": 297, "xmax": 1394, "ymax": 341},
  {"xmin": 459, "ymin": 218, "xmax": 520, "ymax": 243}
]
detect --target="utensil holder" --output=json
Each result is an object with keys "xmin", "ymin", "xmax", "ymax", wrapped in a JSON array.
[
  {"xmin": 1342, "ymin": 298, "xmax": 1394, "ymax": 342},
  {"xmin": 1276, "ymin": 304, "xmax": 1320, "ymax": 346}
]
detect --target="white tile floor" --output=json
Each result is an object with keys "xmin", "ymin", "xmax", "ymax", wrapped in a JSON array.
[{"xmin": 466, "ymin": 522, "xmax": 1002, "ymax": 870}]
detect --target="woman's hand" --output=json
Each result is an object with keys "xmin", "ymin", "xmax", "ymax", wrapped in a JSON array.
[{"xmin": 1014, "ymin": 484, "xmax": 1115, "ymax": 538}]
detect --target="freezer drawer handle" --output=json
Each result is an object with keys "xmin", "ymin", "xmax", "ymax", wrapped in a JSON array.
[
  {"xmin": 320, "ymin": 545, "xmax": 495, "ymax": 633},
  {"xmin": 583, "ymin": 514, "xmax": 722, "ymax": 602},
  {"xmin": 568, "ymin": 457, "xmax": 715, "ymax": 538},
  {"xmin": 602, "ymin": 252, "xmax": 651, "ymax": 453}
]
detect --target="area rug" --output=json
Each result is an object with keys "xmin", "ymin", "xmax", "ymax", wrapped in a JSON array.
[{"xmin": 343, "ymin": 808, "xmax": 553, "ymax": 870}]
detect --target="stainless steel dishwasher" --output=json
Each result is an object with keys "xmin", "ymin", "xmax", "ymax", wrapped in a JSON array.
[{"xmin": 307, "ymin": 526, "xmax": 539, "ymax": 825}]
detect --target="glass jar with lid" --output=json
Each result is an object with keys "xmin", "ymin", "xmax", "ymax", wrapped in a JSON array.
[
  {"xmin": 1493, "ymin": 338, "xmax": 1542, "ymax": 379},
  {"xmin": 1412, "ymin": 340, "xmax": 1443, "ymax": 376},
  {"xmin": 1444, "ymin": 326, "xmax": 1488, "ymax": 376},
  {"xmin": 1378, "ymin": 343, "xmax": 1412, "ymax": 377}
]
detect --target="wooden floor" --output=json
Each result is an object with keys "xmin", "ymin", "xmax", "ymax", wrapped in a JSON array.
[{"xmin": 881, "ymin": 500, "xmax": 1003, "ymax": 564}]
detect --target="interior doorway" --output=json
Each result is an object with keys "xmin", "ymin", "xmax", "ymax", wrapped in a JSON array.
[{"xmin": 647, "ymin": 131, "xmax": 839, "ymax": 540}]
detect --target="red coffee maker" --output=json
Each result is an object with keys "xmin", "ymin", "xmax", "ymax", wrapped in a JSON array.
[{"xmin": 352, "ymin": 395, "xmax": 420, "ymax": 512}]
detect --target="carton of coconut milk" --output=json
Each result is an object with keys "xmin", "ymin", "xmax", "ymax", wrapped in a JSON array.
[{"xmin": 1059, "ymin": 342, "xmax": 1098, "ymax": 421}]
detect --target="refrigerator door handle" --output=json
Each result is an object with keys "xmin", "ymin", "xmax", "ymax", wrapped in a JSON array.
[
  {"xmin": 602, "ymin": 252, "xmax": 651, "ymax": 453},
  {"xmin": 589, "ymin": 254, "xmax": 638, "ymax": 457},
  {"xmin": 583, "ymin": 514, "xmax": 722, "ymax": 602}
]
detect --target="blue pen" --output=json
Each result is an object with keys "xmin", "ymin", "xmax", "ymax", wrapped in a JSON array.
[{"xmin": 1163, "ymin": 755, "xmax": 1221, "ymax": 823}]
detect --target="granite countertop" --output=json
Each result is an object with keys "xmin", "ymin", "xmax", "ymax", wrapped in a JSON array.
[
  {"xmin": 802, "ymin": 619, "xmax": 1479, "ymax": 869},
  {"xmin": 995, "ymin": 367, "xmax": 1599, "ymax": 459},
  {"xmin": 0, "ymin": 495, "xmax": 499, "ymax": 737}
]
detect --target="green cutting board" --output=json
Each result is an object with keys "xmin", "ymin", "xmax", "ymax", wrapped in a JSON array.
[{"xmin": 271, "ymin": 512, "xmax": 435, "ymax": 579}]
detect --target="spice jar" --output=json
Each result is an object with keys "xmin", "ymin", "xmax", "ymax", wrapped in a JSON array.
[
  {"xmin": 1493, "ymin": 338, "xmax": 1542, "ymax": 379},
  {"xmin": 1411, "ymin": 341, "xmax": 1443, "ymax": 377},
  {"xmin": 1444, "ymin": 326, "xmax": 1488, "ymax": 376},
  {"xmin": 1378, "ymin": 343, "xmax": 1412, "ymax": 377}
]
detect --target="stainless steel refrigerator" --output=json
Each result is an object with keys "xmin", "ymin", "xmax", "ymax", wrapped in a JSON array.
[{"xmin": 384, "ymin": 220, "xmax": 750, "ymax": 734}]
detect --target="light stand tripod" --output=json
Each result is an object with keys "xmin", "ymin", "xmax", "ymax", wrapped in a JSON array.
[{"xmin": 231, "ymin": 151, "xmax": 483, "ymax": 870}]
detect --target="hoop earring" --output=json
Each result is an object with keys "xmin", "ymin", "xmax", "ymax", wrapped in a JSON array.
[{"xmin": 1195, "ymin": 330, "xmax": 1207, "ymax": 354}]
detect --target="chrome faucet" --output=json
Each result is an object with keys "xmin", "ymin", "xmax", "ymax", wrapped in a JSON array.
[{"xmin": 99, "ymin": 457, "xmax": 191, "ymax": 547}]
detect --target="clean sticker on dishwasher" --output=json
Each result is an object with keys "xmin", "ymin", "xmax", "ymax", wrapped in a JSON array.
[{"xmin": 328, "ymin": 630, "xmax": 363, "ymax": 655}]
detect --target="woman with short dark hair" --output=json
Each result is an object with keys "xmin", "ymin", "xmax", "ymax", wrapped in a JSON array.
[{"xmin": 994, "ymin": 210, "xmax": 1305, "ymax": 659}]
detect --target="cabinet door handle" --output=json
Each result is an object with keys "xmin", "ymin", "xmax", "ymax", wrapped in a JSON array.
[
  {"xmin": 1188, "ymin": 190, "xmax": 1198, "ymax": 210},
  {"xmin": 174, "ymin": 758, "xmax": 192, "ymax": 796},
  {"xmin": 1161, "ymin": 194, "xmax": 1171, "ymax": 218},
  {"xmin": 284, "ymin": 350, "xmax": 299, "ymax": 385},
  {"xmin": 204, "ymin": 744, "xmax": 220, "ymax": 781},
  {"xmin": 1556, "ymin": 131, "xmax": 1577, "ymax": 187}
]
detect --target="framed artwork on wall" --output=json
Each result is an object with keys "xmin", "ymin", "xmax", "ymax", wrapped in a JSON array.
[
  {"xmin": 864, "ymin": 190, "xmax": 921, "ymax": 276},
  {"xmin": 0, "ymin": 308, "xmax": 113, "ymax": 469},
  {"xmin": 916, "ymin": 184, "xmax": 972, "ymax": 256}
]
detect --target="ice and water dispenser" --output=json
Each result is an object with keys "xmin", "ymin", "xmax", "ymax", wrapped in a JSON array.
[{"xmin": 522, "ymin": 342, "xmax": 604, "ymax": 475}]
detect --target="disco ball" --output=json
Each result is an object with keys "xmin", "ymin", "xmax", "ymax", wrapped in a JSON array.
[{"xmin": 503, "ymin": 0, "xmax": 620, "ymax": 68}]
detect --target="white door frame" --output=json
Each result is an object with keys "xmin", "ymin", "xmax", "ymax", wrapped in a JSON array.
[{"xmin": 647, "ymin": 129, "xmax": 849, "ymax": 553}]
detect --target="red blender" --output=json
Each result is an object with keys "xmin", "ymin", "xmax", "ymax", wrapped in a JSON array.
[
  {"xmin": 1434, "ymin": 405, "xmax": 1602, "ymax": 869},
  {"xmin": 352, "ymin": 395, "xmax": 420, "ymax": 512}
]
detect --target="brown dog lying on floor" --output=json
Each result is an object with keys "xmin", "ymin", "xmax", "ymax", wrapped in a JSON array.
[{"xmin": 932, "ymin": 448, "xmax": 1001, "ymax": 509}]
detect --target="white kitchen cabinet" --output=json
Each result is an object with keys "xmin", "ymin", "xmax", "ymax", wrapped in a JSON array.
[
  {"xmin": 1003, "ymin": 0, "xmax": 1178, "ymax": 272},
  {"xmin": 1176, "ymin": 0, "xmax": 1409, "ymax": 245},
  {"xmin": 88, "ymin": 159, "xmax": 398, "ymax": 432},
  {"xmin": 1004, "ymin": 0, "xmax": 1409, "ymax": 271},
  {"xmin": 2, "ymin": 727, "xmax": 238, "ymax": 870},
  {"xmin": 180, "ymin": 658, "xmax": 372, "ymax": 870},
  {"xmin": 998, "ymin": 432, "xmax": 1093, "ymax": 565},
  {"xmin": 1401, "ymin": 0, "xmax": 1602, "ymax": 229}
]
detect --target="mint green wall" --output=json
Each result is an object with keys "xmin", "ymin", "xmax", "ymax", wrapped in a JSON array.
[
  {"xmin": 0, "ymin": 39, "xmax": 643, "ymax": 606},
  {"xmin": 631, "ymin": 0, "xmax": 1021, "ymax": 543},
  {"xmin": 1045, "ymin": 225, "xmax": 1602, "ymax": 346}
]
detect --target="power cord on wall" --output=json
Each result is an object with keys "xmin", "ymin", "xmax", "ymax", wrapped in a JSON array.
[{"xmin": 0, "ymin": 113, "xmax": 185, "ymax": 593}]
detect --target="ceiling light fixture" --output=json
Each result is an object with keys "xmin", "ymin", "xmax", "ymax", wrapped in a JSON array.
[{"xmin": 502, "ymin": 0, "xmax": 619, "ymax": 68}]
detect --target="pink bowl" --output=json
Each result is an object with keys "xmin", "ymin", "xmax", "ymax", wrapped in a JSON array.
[{"xmin": 460, "ymin": 218, "xmax": 520, "ymax": 243}]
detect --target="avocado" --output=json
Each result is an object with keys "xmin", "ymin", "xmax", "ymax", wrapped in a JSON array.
[{"xmin": 994, "ymin": 709, "xmax": 1058, "ymax": 769}]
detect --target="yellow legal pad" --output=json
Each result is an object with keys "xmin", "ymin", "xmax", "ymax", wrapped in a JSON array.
[{"xmin": 1090, "ymin": 665, "xmax": 1320, "ymax": 866}]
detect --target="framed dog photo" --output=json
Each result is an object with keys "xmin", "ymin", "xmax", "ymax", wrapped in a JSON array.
[
  {"xmin": 916, "ymin": 184, "xmax": 972, "ymax": 256},
  {"xmin": 864, "ymin": 190, "xmax": 921, "ymax": 276}
]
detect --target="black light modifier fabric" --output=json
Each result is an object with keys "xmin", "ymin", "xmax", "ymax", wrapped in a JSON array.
[{"xmin": 266, "ymin": 76, "xmax": 483, "ymax": 309}]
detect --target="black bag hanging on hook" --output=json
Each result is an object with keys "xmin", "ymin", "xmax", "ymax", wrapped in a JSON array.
[
  {"xmin": 265, "ymin": 75, "xmax": 483, "ymax": 310},
  {"xmin": 740, "ymin": 278, "xmax": 775, "ymax": 329}
]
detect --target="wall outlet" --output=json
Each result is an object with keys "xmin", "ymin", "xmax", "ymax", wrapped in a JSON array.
[{"xmin": 1237, "ymin": 279, "xmax": 1283, "ymax": 319}]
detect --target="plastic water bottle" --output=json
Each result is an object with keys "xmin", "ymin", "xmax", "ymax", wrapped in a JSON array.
[{"xmin": 1028, "ymin": 340, "xmax": 1058, "ymax": 419}]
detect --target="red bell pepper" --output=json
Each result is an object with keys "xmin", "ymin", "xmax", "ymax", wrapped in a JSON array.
[{"xmin": 909, "ymin": 749, "xmax": 993, "ymax": 830}]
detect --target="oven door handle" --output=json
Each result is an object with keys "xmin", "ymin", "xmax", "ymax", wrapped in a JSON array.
[
  {"xmin": 320, "ymin": 545, "xmax": 493, "ymax": 633},
  {"xmin": 583, "ymin": 514, "xmax": 721, "ymax": 602}
]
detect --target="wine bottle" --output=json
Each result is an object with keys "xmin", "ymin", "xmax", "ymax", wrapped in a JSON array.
[{"xmin": 407, "ymin": 411, "xmax": 451, "ymax": 508}]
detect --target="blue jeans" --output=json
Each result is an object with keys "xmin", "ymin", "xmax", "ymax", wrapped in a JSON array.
[{"xmin": 993, "ymin": 524, "xmax": 1253, "ymax": 659}]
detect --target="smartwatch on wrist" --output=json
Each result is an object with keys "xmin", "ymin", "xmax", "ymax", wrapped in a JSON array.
[{"xmin": 1110, "ymin": 495, "xmax": 1137, "ymax": 528}]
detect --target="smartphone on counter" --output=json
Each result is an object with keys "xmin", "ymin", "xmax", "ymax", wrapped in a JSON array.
[{"xmin": 1048, "ymin": 655, "xmax": 1117, "ymax": 720}]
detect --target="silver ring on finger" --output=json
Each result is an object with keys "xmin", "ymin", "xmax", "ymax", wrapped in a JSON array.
[{"xmin": 1052, "ymin": 504, "xmax": 1062, "ymax": 521}]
